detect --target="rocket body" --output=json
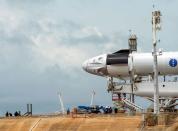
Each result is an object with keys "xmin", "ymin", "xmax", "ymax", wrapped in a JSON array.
[{"xmin": 82, "ymin": 49, "xmax": 178, "ymax": 77}]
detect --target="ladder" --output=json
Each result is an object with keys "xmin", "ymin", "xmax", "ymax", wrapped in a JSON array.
[{"xmin": 122, "ymin": 98, "xmax": 143, "ymax": 111}]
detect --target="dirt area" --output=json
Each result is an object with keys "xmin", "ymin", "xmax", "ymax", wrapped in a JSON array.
[{"xmin": 0, "ymin": 114, "xmax": 177, "ymax": 131}]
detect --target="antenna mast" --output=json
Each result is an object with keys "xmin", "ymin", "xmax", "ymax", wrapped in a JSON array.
[
  {"xmin": 128, "ymin": 32, "xmax": 137, "ymax": 104},
  {"xmin": 152, "ymin": 8, "xmax": 161, "ymax": 115}
]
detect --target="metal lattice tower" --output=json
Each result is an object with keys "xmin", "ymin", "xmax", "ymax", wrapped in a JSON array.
[
  {"xmin": 152, "ymin": 10, "xmax": 161, "ymax": 115},
  {"xmin": 58, "ymin": 90, "xmax": 65, "ymax": 114}
]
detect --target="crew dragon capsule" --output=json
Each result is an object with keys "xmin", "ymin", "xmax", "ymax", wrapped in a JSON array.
[{"xmin": 82, "ymin": 49, "xmax": 178, "ymax": 77}]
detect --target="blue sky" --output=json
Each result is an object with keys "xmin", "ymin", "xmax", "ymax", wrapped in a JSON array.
[{"xmin": 0, "ymin": 0, "xmax": 178, "ymax": 115}]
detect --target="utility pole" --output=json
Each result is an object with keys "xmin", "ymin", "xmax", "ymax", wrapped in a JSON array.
[{"xmin": 152, "ymin": 10, "xmax": 161, "ymax": 115}]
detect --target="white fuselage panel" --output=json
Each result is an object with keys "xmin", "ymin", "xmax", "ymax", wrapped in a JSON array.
[{"xmin": 129, "ymin": 52, "xmax": 178, "ymax": 76}]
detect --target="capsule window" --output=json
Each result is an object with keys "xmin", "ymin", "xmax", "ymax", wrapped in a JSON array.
[{"xmin": 98, "ymin": 57, "xmax": 103, "ymax": 60}]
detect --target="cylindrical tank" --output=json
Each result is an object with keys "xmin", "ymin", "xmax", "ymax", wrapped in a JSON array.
[
  {"xmin": 82, "ymin": 50, "xmax": 178, "ymax": 77},
  {"xmin": 129, "ymin": 52, "xmax": 178, "ymax": 75}
]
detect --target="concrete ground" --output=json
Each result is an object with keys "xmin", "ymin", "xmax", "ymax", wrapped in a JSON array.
[{"xmin": 0, "ymin": 114, "xmax": 177, "ymax": 131}]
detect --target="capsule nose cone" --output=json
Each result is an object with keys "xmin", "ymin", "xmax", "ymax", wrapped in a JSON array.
[{"xmin": 82, "ymin": 60, "xmax": 88, "ymax": 71}]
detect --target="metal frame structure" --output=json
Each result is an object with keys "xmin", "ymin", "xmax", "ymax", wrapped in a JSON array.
[
  {"xmin": 152, "ymin": 10, "xmax": 161, "ymax": 115},
  {"xmin": 58, "ymin": 90, "xmax": 65, "ymax": 114},
  {"xmin": 107, "ymin": 76, "xmax": 178, "ymax": 112}
]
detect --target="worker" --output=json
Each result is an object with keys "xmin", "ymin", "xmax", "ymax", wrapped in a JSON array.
[
  {"xmin": 9, "ymin": 113, "xmax": 12, "ymax": 117},
  {"xmin": 67, "ymin": 108, "xmax": 70, "ymax": 115},
  {"xmin": 14, "ymin": 111, "xmax": 19, "ymax": 116},
  {"xmin": 5, "ymin": 111, "xmax": 9, "ymax": 117},
  {"xmin": 114, "ymin": 108, "xmax": 118, "ymax": 113}
]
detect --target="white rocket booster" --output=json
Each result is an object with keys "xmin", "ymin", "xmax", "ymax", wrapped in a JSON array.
[{"xmin": 82, "ymin": 49, "xmax": 178, "ymax": 78}]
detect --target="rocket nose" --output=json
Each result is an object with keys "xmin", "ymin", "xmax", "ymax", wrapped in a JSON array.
[{"xmin": 82, "ymin": 60, "xmax": 88, "ymax": 71}]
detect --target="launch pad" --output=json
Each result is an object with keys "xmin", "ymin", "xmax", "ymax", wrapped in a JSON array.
[
  {"xmin": 81, "ymin": 6, "xmax": 178, "ymax": 129},
  {"xmin": 108, "ymin": 76, "xmax": 178, "ymax": 113}
]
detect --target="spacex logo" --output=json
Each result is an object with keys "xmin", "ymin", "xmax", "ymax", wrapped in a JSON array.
[{"xmin": 169, "ymin": 58, "xmax": 177, "ymax": 67}]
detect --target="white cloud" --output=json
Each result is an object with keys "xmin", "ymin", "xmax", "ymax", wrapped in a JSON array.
[
  {"xmin": 81, "ymin": 26, "xmax": 103, "ymax": 37},
  {"xmin": 0, "ymin": 7, "xmax": 126, "ymax": 74},
  {"xmin": 0, "ymin": 0, "xmax": 131, "ymax": 114},
  {"xmin": 29, "ymin": 23, "xmax": 124, "ymax": 73}
]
